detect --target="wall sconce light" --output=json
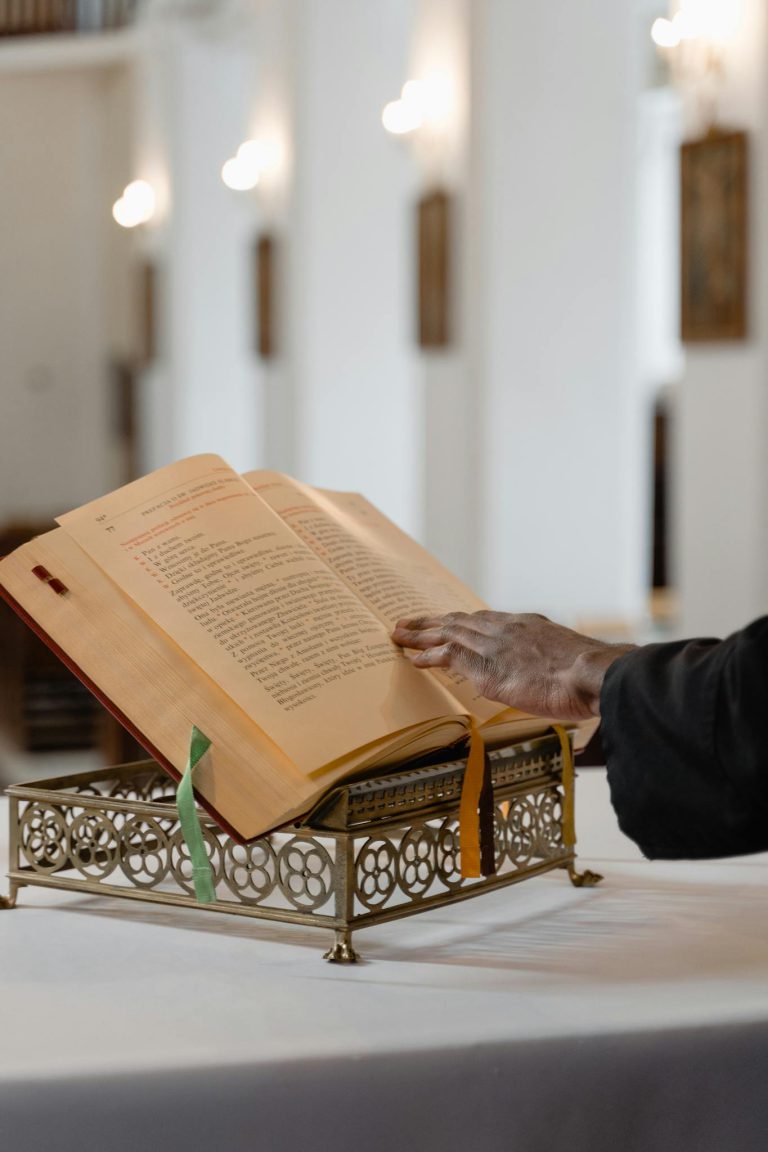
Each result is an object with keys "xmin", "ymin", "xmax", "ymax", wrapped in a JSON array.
[
  {"xmin": 381, "ymin": 72, "xmax": 454, "ymax": 140},
  {"xmin": 112, "ymin": 180, "xmax": 156, "ymax": 229},
  {"xmin": 221, "ymin": 138, "xmax": 285, "ymax": 192},
  {"xmin": 382, "ymin": 73, "xmax": 456, "ymax": 351},
  {"xmin": 651, "ymin": 0, "xmax": 740, "ymax": 50},
  {"xmin": 221, "ymin": 136, "xmax": 284, "ymax": 360},
  {"xmin": 650, "ymin": 0, "xmax": 744, "ymax": 129},
  {"xmin": 221, "ymin": 140, "xmax": 262, "ymax": 191}
]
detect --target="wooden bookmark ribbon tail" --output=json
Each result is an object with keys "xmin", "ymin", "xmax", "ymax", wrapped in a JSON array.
[
  {"xmin": 553, "ymin": 723, "xmax": 576, "ymax": 850},
  {"xmin": 176, "ymin": 726, "xmax": 216, "ymax": 904},
  {"xmin": 459, "ymin": 723, "xmax": 496, "ymax": 879}
]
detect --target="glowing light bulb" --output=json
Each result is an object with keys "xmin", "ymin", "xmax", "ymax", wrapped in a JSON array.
[
  {"xmin": 401, "ymin": 79, "xmax": 424, "ymax": 108},
  {"xmin": 651, "ymin": 16, "xmax": 681, "ymax": 47},
  {"xmin": 122, "ymin": 180, "xmax": 155, "ymax": 222},
  {"xmin": 221, "ymin": 155, "xmax": 260, "ymax": 191},
  {"xmin": 112, "ymin": 179, "xmax": 156, "ymax": 228},
  {"xmin": 236, "ymin": 139, "xmax": 263, "ymax": 168},
  {"xmin": 112, "ymin": 198, "xmax": 136, "ymax": 228},
  {"xmin": 381, "ymin": 98, "xmax": 422, "ymax": 135}
]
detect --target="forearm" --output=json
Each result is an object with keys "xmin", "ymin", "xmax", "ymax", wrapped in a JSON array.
[{"xmin": 601, "ymin": 622, "xmax": 768, "ymax": 859}]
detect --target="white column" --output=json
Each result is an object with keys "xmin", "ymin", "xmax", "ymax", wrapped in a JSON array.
[
  {"xmin": 470, "ymin": 0, "xmax": 646, "ymax": 623},
  {"xmin": 285, "ymin": 0, "xmax": 420, "ymax": 535},
  {"xmin": 247, "ymin": 0, "xmax": 299, "ymax": 476},
  {"xmin": 134, "ymin": 10, "xmax": 262, "ymax": 475},
  {"xmin": 411, "ymin": 0, "xmax": 479, "ymax": 583},
  {"xmin": 675, "ymin": 0, "xmax": 768, "ymax": 637}
]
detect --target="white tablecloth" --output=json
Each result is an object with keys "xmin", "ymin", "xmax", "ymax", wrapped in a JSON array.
[{"xmin": 2, "ymin": 769, "xmax": 768, "ymax": 1151}]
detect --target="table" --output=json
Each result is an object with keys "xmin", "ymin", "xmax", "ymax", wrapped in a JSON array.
[{"xmin": 2, "ymin": 768, "xmax": 768, "ymax": 1152}]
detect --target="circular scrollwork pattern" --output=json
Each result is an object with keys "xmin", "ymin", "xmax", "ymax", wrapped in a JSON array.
[
  {"xmin": 222, "ymin": 839, "xmax": 278, "ymax": 905},
  {"xmin": 434, "ymin": 818, "xmax": 465, "ymax": 889},
  {"xmin": 506, "ymin": 796, "xmax": 536, "ymax": 867},
  {"xmin": 168, "ymin": 827, "xmax": 223, "ymax": 896},
  {"xmin": 534, "ymin": 789, "xmax": 564, "ymax": 854},
  {"xmin": 355, "ymin": 837, "xmax": 398, "ymax": 909},
  {"xmin": 118, "ymin": 817, "xmax": 170, "ymax": 888},
  {"xmin": 19, "ymin": 804, "xmax": 68, "ymax": 873},
  {"xmin": 397, "ymin": 825, "xmax": 437, "ymax": 897},
  {"xmin": 277, "ymin": 838, "xmax": 333, "ymax": 911},
  {"xmin": 68, "ymin": 811, "xmax": 119, "ymax": 879},
  {"xmin": 493, "ymin": 806, "xmax": 507, "ymax": 868}
]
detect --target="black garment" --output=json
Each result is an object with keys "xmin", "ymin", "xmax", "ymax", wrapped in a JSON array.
[{"xmin": 600, "ymin": 616, "xmax": 768, "ymax": 860}]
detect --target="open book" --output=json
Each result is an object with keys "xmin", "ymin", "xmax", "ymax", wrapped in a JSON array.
[{"xmin": 0, "ymin": 455, "xmax": 592, "ymax": 843}]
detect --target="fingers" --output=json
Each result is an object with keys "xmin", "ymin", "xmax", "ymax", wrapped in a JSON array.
[
  {"xmin": 392, "ymin": 620, "xmax": 490, "ymax": 655},
  {"xmin": 392, "ymin": 625, "xmax": 445, "ymax": 650},
  {"xmin": 393, "ymin": 614, "xmax": 454, "ymax": 633},
  {"xmin": 393, "ymin": 610, "xmax": 546, "ymax": 644},
  {"xmin": 406, "ymin": 644, "xmax": 453, "ymax": 669},
  {"xmin": 393, "ymin": 611, "xmax": 495, "ymax": 643},
  {"xmin": 392, "ymin": 614, "xmax": 495, "ymax": 687},
  {"xmin": 407, "ymin": 641, "xmax": 489, "ymax": 685}
]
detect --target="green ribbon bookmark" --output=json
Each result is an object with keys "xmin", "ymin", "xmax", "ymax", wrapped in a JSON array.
[{"xmin": 176, "ymin": 726, "xmax": 216, "ymax": 904}]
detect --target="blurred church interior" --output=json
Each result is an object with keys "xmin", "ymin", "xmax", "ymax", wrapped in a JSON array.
[{"xmin": 0, "ymin": 0, "xmax": 765, "ymax": 782}]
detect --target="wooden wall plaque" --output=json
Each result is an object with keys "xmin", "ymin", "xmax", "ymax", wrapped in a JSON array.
[
  {"xmin": 681, "ymin": 129, "xmax": 748, "ymax": 342},
  {"xmin": 139, "ymin": 260, "xmax": 157, "ymax": 365},
  {"xmin": 418, "ymin": 189, "xmax": 451, "ymax": 349},
  {"xmin": 255, "ymin": 233, "xmax": 277, "ymax": 359}
]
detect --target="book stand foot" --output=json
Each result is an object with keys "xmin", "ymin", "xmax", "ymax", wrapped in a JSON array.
[
  {"xmin": 564, "ymin": 862, "xmax": 604, "ymax": 888},
  {"xmin": 3, "ymin": 732, "xmax": 599, "ymax": 960},
  {"xmin": 323, "ymin": 930, "xmax": 361, "ymax": 964}
]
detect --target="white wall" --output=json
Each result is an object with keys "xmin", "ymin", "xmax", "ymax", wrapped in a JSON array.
[
  {"xmin": 0, "ymin": 66, "xmax": 131, "ymax": 523},
  {"xmin": 471, "ymin": 0, "xmax": 646, "ymax": 622}
]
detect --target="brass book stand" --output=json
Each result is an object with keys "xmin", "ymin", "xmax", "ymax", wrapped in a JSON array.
[{"xmin": 1, "ymin": 731, "xmax": 601, "ymax": 960}]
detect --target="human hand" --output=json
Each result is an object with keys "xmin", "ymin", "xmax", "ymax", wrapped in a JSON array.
[{"xmin": 391, "ymin": 611, "xmax": 635, "ymax": 721}]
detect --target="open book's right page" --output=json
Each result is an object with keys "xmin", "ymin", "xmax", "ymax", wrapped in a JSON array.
[{"xmin": 244, "ymin": 471, "xmax": 537, "ymax": 735}]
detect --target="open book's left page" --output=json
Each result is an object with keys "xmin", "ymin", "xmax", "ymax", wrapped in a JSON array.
[
  {"xmin": 56, "ymin": 455, "xmax": 466, "ymax": 776},
  {"xmin": 0, "ymin": 529, "xmax": 311, "ymax": 840}
]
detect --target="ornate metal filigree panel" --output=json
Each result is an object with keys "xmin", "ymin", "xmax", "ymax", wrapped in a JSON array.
[{"xmin": 3, "ymin": 733, "xmax": 601, "ymax": 960}]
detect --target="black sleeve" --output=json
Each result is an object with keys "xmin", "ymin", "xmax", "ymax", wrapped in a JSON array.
[{"xmin": 599, "ymin": 616, "xmax": 768, "ymax": 859}]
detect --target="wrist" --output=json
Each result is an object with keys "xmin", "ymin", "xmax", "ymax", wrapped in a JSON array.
[{"xmin": 571, "ymin": 644, "xmax": 636, "ymax": 717}]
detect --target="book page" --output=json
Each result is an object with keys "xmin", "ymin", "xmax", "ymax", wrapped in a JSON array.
[
  {"xmin": 0, "ymin": 530, "xmax": 304, "ymax": 840},
  {"xmin": 244, "ymin": 471, "xmax": 520, "ymax": 723},
  {"xmin": 57, "ymin": 455, "xmax": 465, "ymax": 775},
  {"xmin": 0, "ymin": 531, "xmax": 469, "ymax": 840}
]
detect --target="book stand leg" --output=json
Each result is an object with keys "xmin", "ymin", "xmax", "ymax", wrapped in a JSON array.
[
  {"xmin": 2, "ymin": 733, "xmax": 601, "ymax": 960},
  {"xmin": 565, "ymin": 861, "xmax": 604, "ymax": 888},
  {"xmin": 323, "ymin": 929, "xmax": 361, "ymax": 964}
]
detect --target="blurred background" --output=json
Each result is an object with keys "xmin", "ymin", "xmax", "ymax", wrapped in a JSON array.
[{"xmin": 0, "ymin": 0, "xmax": 764, "ymax": 778}]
